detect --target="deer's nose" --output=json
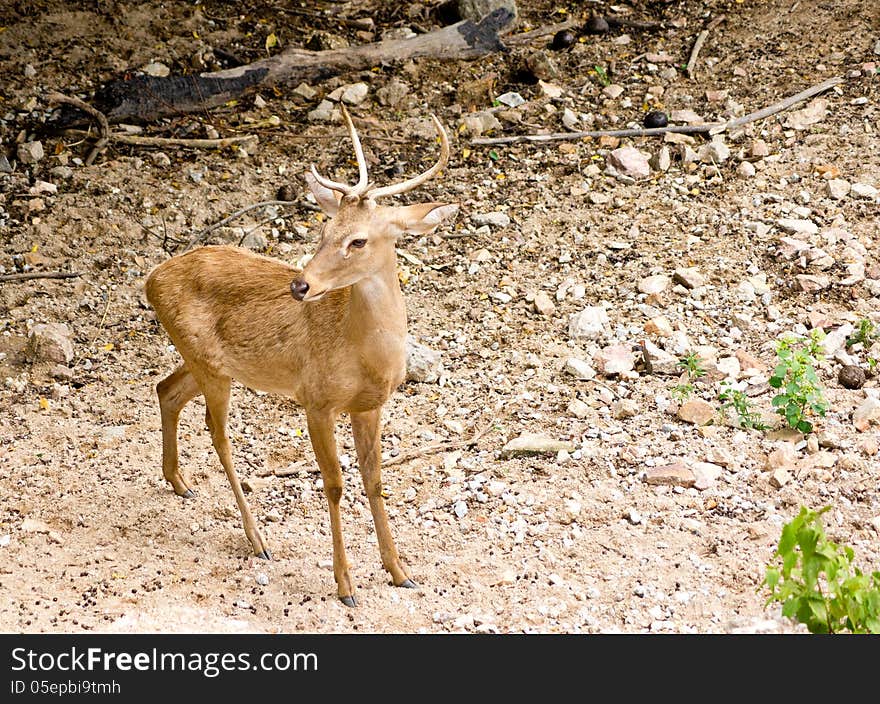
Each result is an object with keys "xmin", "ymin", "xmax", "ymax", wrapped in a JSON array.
[{"xmin": 290, "ymin": 279, "xmax": 310, "ymax": 301}]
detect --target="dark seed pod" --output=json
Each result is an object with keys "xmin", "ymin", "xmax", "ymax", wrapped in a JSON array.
[
  {"xmin": 550, "ymin": 29, "xmax": 576, "ymax": 50},
  {"xmin": 644, "ymin": 110, "xmax": 669, "ymax": 128},
  {"xmin": 838, "ymin": 365, "xmax": 866, "ymax": 389},
  {"xmin": 584, "ymin": 15, "xmax": 610, "ymax": 34},
  {"xmin": 277, "ymin": 184, "xmax": 297, "ymax": 201}
]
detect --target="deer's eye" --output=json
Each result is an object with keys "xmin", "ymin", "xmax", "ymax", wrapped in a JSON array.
[{"xmin": 349, "ymin": 238, "xmax": 367, "ymax": 249}]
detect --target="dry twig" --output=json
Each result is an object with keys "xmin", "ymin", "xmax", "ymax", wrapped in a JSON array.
[
  {"xmin": 686, "ymin": 14, "xmax": 726, "ymax": 79},
  {"xmin": 383, "ymin": 414, "xmax": 498, "ymax": 467},
  {"xmin": 0, "ymin": 271, "xmax": 81, "ymax": 283},
  {"xmin": 471, "ymin": 75, "xmax": 844, "ymax": 146},
  {"xmin": 184, "ymin": 200, "xmax": 314, "ymax": 252},
  {"xmin": 48, "ymin": 93, "xmax": 110, "ymax": 165}
]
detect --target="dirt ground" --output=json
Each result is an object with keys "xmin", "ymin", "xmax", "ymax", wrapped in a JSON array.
[{"xmin": 0, "ymin": 0, "xmax": 878, "ymax": 634}]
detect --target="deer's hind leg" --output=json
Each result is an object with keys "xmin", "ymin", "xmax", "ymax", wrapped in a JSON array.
[{"xmin": 156, "ymin": 363, "xmax": 201, "ymax": 497}]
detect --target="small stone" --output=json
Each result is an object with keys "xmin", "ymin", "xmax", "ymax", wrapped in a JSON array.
[
  {"xmin": 838, "ymin": 365, "xmax": 865, "ymax": 390},
  {"xmin": 750, "ymin": 139, "xmax": 770, "ymax": 157},
  {"xmin": 625, "ymin": 508, "xmax": 643, "ymax": 525},
  {"xmin": 677, "ymin": 399, "xmax": 715, "ymax": 426},
  {"xmin": 537, "ymin": 80, "xmax": 564, "ymax": 98},
  {"xmin": 533, "ymin": 291, "xmax": 555, "ymax": 316},
  {"xmin": 641, "ymin": 340, "xmax": 680, "ymax": 375},
  {"xmin": 21, "ymin": 518, "xmax": 51, "ymax": 533},
  {"xmin": 564, "ymin": 357, "xmax": 595, "ymax": 380},
  {"xmin": 568, "ymin": 306, "xmax": 609, "ymax": 341},
  {"xmin": 376, "ymin": 80, "xmax": 410, "ymax": 107},
  {"xmin": 853, "ymin": 397, "xmax": 880, "ymax": 432},
  {"xmin": 669, "ymin": 109, "xmax": 704, "ymax": 124},
  {"xmin": 644, "ymin": 316, "xmax": 674, "ymax": 337},
  {"xmin": 672, "ymin": 267, "xmax": 705, "ymax": 290},
  {"xmin": 500, "ymin": 434, "xmax": 576, "ymax": 458},
  {"xmin": 453, "ymin": 501, "xmax": 468, "ymax": 519},
  {"xmin": 602, "ymin": 84, "xmax": 625, "ymax": 99},
  {"xmin": 471, "ymin": 211, "xmax": 510, "ymax": 228},
  {"xmin": 769, "ymin": 466, "xmax": 792, "ymax": 488},
  {"xmin": 496, "ymin": 91, "xmax": 526, "ymax": 107},
  {"xmin": 777, "ymin": 218, "xmax": 818, "ymax": 236},
  {"xmin": 611, "ymin": 399, "xmax": 638, "ymax": 419},
  {"xmin": 405, "ymin": 336, "xmax": 441, "ymax": 383},
  {"xmin": 340, "ymin": 82, "xmax": 369, "ymax": 105},
  {"xmin": 784, "ymin": 98, "xmax": 828, "ymax": 130},
  {"xmin": 650, "ymin": 145, "xmax": 671, "ymax": 172},
  {"xmin": 293, "ymin": 82, "xmax": 317, "ymax": 100},
  {"xmin": 567, "ymin": 398, "xmax": 591, "ymax": 419},
  {"xmin": 17, "ymin": 141, "xmax": 44, "ymax": 164},
  {"xmin": 638, "ymin": 275, "xmax": 670, "ymax": 295},
  {"xmin": 691, "ymin": 461, "xmax": 722, "ymax": 490},
  {"xmin": 644, "ymin": 462, "xmax": 695, "ymax": 488},
  {"xmin": 858, "ymin": 437, "xmax": 878, "ymax": 456},
  {"xmin": 850, "ymin": 183, "xmax": 878, "ymax": 200},
  {"xmin": 765, "ymin": 444, "xmax": 798, "ymax": 470},
  {"xmin": 255, "ymin": 573, "xmax": 269, "ymax": 586},
  {"xmin": 777, "ymin": 237, "xmax": 812, "ymax": 259},
  {"xmin": 241, "ymin": 231, "xmax": 268, "ymax": 251},
  {"xmin": 795, "ymin": 274, "xmax": 830, "ymax": 293},
  {"xmin": 595, "ymin": 344, "xmax": 635, "ymax": 376},
  {"xmin": 241, "ymin": 477, "xmax": 271, "ymax": 493},
  {"xmin": 26, "ymin": 323, "xmax": 74, "ymax": 365},
  {"xmin": 737, "ymin": 161, "xmax": 756, "ymax": 178},
  {"xmin": 826, "ymin": 179, "xmax": 851, "ymax": 199},
  {"xmin": 700, "ymin": 137, "xmax": 730, "ymax": 163},
  {"xmin": 561, "ymin": 107, "xmax": 579, "ymax": 130},
  {"xmin": 141, "ymin": 61, "xmax": 170, "ymax": 77},
  {"xmin": 307, "ymin": 99, "xmax": 336, "ymax": 122},
  {"xmin": 562, "ymin": 499, "xmax": 582, "ymax": 523},
  {"xmin": 607, "ymin": 147, "xmax": 651, "ymax": 179}
]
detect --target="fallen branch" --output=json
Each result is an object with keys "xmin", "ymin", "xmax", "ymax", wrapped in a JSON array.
[
  {"xmin": 383, "ymin": 414, "xmax": 498, "ymax": 467},
  {"xmin": 686, "ymin": 14, "xmax": 726, "ymax": 79},
  {"xmin": 48, "ymin": 92, "xmax": 109, "ymax": 165},
  {"xmin": 0, "ymin": 271, "xmax": 81, "ymax": 283},
  {"xmin": 105, "ymin": 132, "xmax": 258, "ymax": 150},
  {"xmin": 471, "ymin": 75, "xmax": 844, "ymax": 145},
  {"xmin": 184, "ymin": 199, "xmax": 308, "ymax": 252}
]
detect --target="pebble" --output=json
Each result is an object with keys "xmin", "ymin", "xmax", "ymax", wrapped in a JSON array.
[
  {"xmin": 691, "ymin": 462, "xmax": 722, "ymax": 490},
  {"xmin": 17, "ymin": 141, "xmax": 44, "ymax": 164},
  {"xmin": 852, "ymin": 397, "xmax": 880, "ymax": 432},
  {"xmin": 607, "ymin": 147, "xmax": 650, "ymax": 179},
  {"xmin": 769, "ymin": 466, "xmax": 792, "ymax": 489},
  {"xmin": 564, "ymin": 357, "xmax": 596, "ymax": 380},
  {"xmin": 638, "ymin": 275, "xmax": 670, "ymax": 295},
  {"xmin": 850, "ymin": 183, "xmax": 878, "ymax": 199},
  {"xmin": 453, "ymin": 501, "xmax": 468, "ymax": 519},
  {"xmin": 339, "ymin": 82, "xmax": 369, "ymax": 105},
  {"xmin": 405, "ymin": 336, "xmax": 441, "ymax": 383},
  {"xmin": 676, "ymin": 399, "xmax": 716, "ymax": 426},
  {"xmin": 776, "ymin": 218, "xmax": 818, "ymax": 236},
  {"xmin": 293, "ymin": 82, "xmax": 317, "ymax": 100},
  {"xmin": 307, "ymin": 99, "xmax": 335, "ymax": 122},
  {"xmin": 568, "ymin": 306, "xmax": 609, "ymax": 341},
  {"xmin": 736, "ymin": 161, "xmax": 756, "ymax": 178},
  {"xmin": 595, "ymin": 344, "xmax": 635, "ymax": 375},
  {"xmin": 650, "ymin": 146, "xmax": 671, "ymax": 172},
  {"xmin": 500, "ymin": 434, "xmax": 576, "ymax": 458},
  {"xmin": 533, "ymin": 291, "xmax": 556, "ymax": 316},
  {"xmin": 750, "ymin": 139, "xmax": 770, "ymax": 157},
  {"xmin": 644, "ymin": 462, "xmax": 695, "ymax": 488},
  {"xmin": 826, "ymin": 179, "xmax": 851, "ymax": 199},
  {"xmin": 765, "ymin": 444, "xmax": 797, "ymax": 470},
  {"xmin": 644, "ymin": 316, "xmax": 674, "ymax": 337},
  {"xmin": 672, "ymin": 267, "xmax": 705, "ymax": 289},
  {"xmin": 376, "ymin": 80, "xmax": 409, "ymax": 107},
  {"xmin": 141, "ymin": 61, "xmax": 170, "ymax": 77},
  {"xmin": 471, "ymin": 211, "xmax": 510, "ymax": 228},
  {"xmin": 611, "ymin": 399, "xmax": 638, "ymax": 419},
  {"xmin": 625, "ymin": 508, "xmax": 643, "ymax": 525},
  {"xmin": 795, "ymin": 274, "xmax": 830, "ymax": 293},
  {"xmin": 255, "ymin": 573, "xmax": 269, "ymax": 586},
  {"xmin": 602, "ymin": 84, "xmax": 625, "ymax": 99},
  {"xmin": 26, "ymin": 323, "xmax": 74, "ymax": 365},
  {"xmin": 566, "ymin": 398, "xmax": 591, "ymax": 419}
]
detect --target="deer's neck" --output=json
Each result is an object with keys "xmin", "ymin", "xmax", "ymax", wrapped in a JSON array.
[{"xmin": 348, "ymin": 256, "xmax": 406, "ymax": 343}]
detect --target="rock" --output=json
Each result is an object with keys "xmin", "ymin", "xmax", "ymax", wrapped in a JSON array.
[
  {"xmin": 567, "ymin": 398, "xmax": 591, "ymax": 419},
  {"xmin": 644, "ymin": 462, "xmax": 695, "ymax": 488},
  {"xmin": 642, "ymin": 340, "xmax": 679, "ymax": 374},
  {"xmin": 778, "ymin": 237, "xmax": 812, "ymax": 259},
  {"xmin": 595, "ymin": 345, "xmax": 635, "ymax": 375},
  {"xmin": 607, "ymin": 147, "xmax": 650, "ymax": 179},
  {"xmin": 859, "ymin": 437, "xmax": 878, "ymax": 456},
  {"xmin": 564, "ymin": 357, "xmax": 596, "ymax": 381},
  {"xmin": 850, "ymin": 182, "xmax": 878, "ymax": 199},
  {"xmin": 537, "ymin": 79, "xmax": 563, "ymax": 98},
  {"xmin": 241, "ymin": 231, "xmax": 268, "ymax": 251},
  {"xmin": 26, "ymin": 323, "xmax": 74, "ymax": 365},
  {"xmin": 716, "ymin": 356, "xmax": 741, "ymax": 379},
  {"xmin": 736, "ymin": 161, "xmax": 756, "ymax": 178},
  {"xmin": 650, "ymin": 146, "xmax": 671, "ymax": 172},
  {"xmin": 644, "ymin": 316, "xmax": 674, "ymax": 337},
  {"xmin": 141, "ymin": 61, "xmax": 170, "ymax": 77},
  {"xmin": 837, "ymin": 364, "xmax": 865, "ymax": 389},
  {"xmin": 602, "ymin": 84, "xmax": 625, "ymax": 99},
  {"xmin": 638, "ymin": 275, "xmax": 670, "ymax": 295},
  {"xmin": 241, "ymin": 477, "xmax": 271, "ymax": 493},
  {"xmin": 769, "ymin": 466, "xmax": 792, "ymax": 488},
  {"xmin": 750, "ymin": 139, "xmax": 770, "ymax": 157},
  {"xmin": 699, "ymin": 137, "xmax": 730, "ymax": 163},
  {"xmin": 611, "ymin": 399, "xmax": 638, "ymax": 419},
  {"xmin": 471, "ymin": 211, "xmax": 510, "ymax": 228},
  {"xmin": 453, "ymin": 501, "xmax": 468, "ymax": 519},
  {"xmin": 826, "ymin": 179, "xmax": 851, "ymax": 199},
  {"xmin": 795, "ymin": 274, "xmax": 830, "ymax": 293},
  {"xmin": 672, "ymin": 267, "xmax": 705, "ymax": 289},
  {"xmin": 21, "ymin": 518, "xmax": 51, "ymax": 533},
  {"xmin": 293, "ymin": 82, "xmax": 317, "ymax": 100},
  {"xmin": 562, "ymin": 499, "xmax": 582, "ymax": 523},
  {"xmin": 677, "ymin": 399, "xmax": 715, "ymax": 426},
  {"xmin": 783, "ymin": 98, "xmax": 828, "ymax": 130},
  {"xmin": 691, "ymin": 461, "xmax": 723, "ymax": 490},
  {"xmin": 777, "ymin": 218, "xmax": 818, "ymax": 236},
  {"xmin": 456, "ymin": 0, "xmax": 518, "ymax": 23},
  {"xmin": 561, "ymin": 107, "xmax": 579, "ymax": 130},
  {"xmin": 820, "ymin": 324, "xmax": 853, "ymax": 356},
  {"xmin": 533, "ymin": 291, "xmax": 555, "ymax": 316},
  {"xmin": 376, "ymin": 80, "xmax": 410, "ymax": 107},
  {"xmin": 625, "ymin": 508, "xmax": 643, "ymax": 525},
  {"xmin": 17, "ymin": 141, "xmax": 44, "ymax": 164},
  {"xmin": 405, "ymin": 336, "xmax": 442, "ymax": 383},
  {"xmin": 853, "ymin": 397, "xmax": 880, "ymax": 432},
  {"xmin": 568, "ymin": 306, "xmax": 608, "ymax": 341},
  {"xmin": 307, "ymin": 99, "xmax": 336, "ymax": 122},
  {"xmin": 500, "ymin": 434, "xmax": 575, "ymax": 458},
  {"xmin": 339, "ymin": 82, "xmax": 369, "ymax": 105},
  {"xmin": 765, "ymin": 444, "xmax": 798, "ymax": 470},
  {"xmin": 669, "ymin": 109, "xmax": 704, "ymax": 124}
]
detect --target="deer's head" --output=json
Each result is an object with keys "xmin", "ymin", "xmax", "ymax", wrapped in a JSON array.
[{"xmin": 290, "ymin": 106, "xmax": 458, "ymax": 302}]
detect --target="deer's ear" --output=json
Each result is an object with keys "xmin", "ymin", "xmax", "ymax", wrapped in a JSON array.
[
  {"xmin": 304, "ymin": 172, "xmax": 343, "ymax": 216},
  {"xmin": 394, "ymin": 203, "xmax": 459, "ymax": 235}
]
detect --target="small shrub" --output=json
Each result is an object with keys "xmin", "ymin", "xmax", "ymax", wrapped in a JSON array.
[{"xmin": 769, "ymin": 330, "xmax": 827, "ymax": 433}]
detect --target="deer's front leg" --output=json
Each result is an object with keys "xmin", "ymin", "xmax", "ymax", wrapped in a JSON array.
[
  {"xmin": 306, "ymin": 410, "xmax": 356, "ymax": 606},
  {"xmin": 351, "ymin": 408, "xmax": 415, "ymax": 589}
]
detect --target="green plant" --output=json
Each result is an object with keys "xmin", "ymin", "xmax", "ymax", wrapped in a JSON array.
[
  {"xmin": 593, "ymin": 65, "xmax": 610, "ymax": 86},
  {"xmin": 670, "ymin": 383, "xmax": 693, "ymax": 403},
  {"xmin": 769, "ymin": 330, "xmax": 827, "ymax": 434},
  {"xmin": 718, "ymin": 383, "xmax": 767, "ymax": 430},
  {"xmin": 670, "ymin": 352, "xmax": 706, "ymax": 403},
  {"xmin": 762, "ymin": 506, "xmax": 880, "ymax": 634},
  {"xmin": 846, "ymin": 318, "xmax": 879, "ymax": 348}
]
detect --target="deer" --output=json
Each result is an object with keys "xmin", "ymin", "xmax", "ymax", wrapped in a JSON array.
[{"xmin": 144, "ymin": 105, "xmax": 458, "ymax": 606}]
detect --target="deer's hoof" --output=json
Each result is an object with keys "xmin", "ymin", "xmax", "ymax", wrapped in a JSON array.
[
  {"xmin": 399, "ymin": 579, "xmax": 417, "ymax": 589},
  {"xmin": 255, "ymin": 550, "xmax": 272, "ymax": 560},
  {"xmin": 340, "ymin": 595, "xmax": 357, "ymax": 608},
  {"xmin": 178, "ymin": 488, "xmax": 196, "ymax": 499}
]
